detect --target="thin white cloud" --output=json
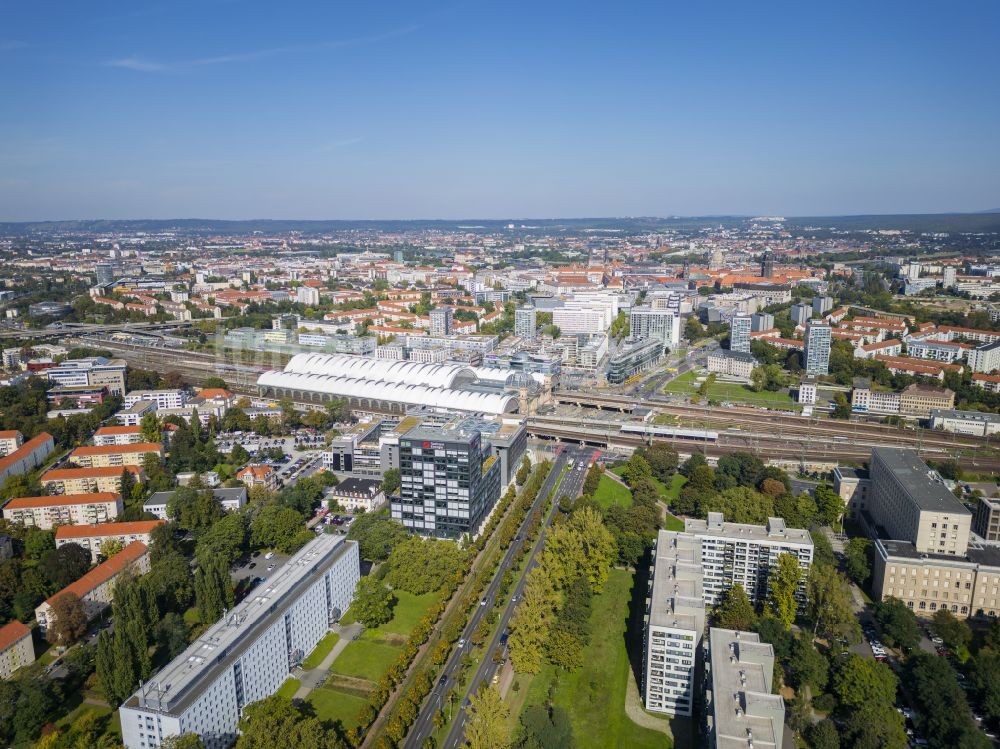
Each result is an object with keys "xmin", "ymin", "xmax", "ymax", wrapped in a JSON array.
[
  {"xmin": 103, "ymin": 24, "xmax": 421, "ymax": 73},
  {"xmin": 105, "ymin": 57, "xmax": 167, "ymax": 72},
  {"xmin": 0, "ymin": 39, "xmax": 28, "ymax": 51}
]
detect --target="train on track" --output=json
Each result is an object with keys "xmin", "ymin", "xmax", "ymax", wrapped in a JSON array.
[{"xmin": 618, "ymin": 423, "xmax": 719, "ymax": 442}]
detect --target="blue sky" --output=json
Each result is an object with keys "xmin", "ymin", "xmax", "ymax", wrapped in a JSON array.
[{"xmin": 2, "ymin": 0, "xmax": 999, "ymax": 220}]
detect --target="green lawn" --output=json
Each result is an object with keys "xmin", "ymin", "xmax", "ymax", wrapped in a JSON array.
[
  {"xmin": 512, "ymin": 569, "xmax": 672, "ymax": 749},
  {"xmin": 663, "ymin": 512, "xmax": 685, "ymax": 531},
  {"xmin": 329, "ymin": 640, "xmax": 400, "ymax": 682},
  {"xmin": 593, "ymin": 474, "xmax": 633, "ymax": 510},
  {"xmin": 365, "ymin": 589, "xmax": 442, "ymax": 639},
  {"xmin": 303, "ymin": 632, "xmax": 340, "ymax": 670},
  {"xmin": 307, "ymin": 686, "xmax": 368, "ymax": 728},
  {"xmin": 275, "ymin": 677, "xmax": 300, "ymax": 699},
  {"xmin": 662, "ymin": 474, "xmax": 687, "ymax": 502},
  {"xmin": 663, "ymin": 369, "xmax": 797, "ymax": 408}
]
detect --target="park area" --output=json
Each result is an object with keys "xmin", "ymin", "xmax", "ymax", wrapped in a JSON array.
[
  {"xmin": 305, "ymin": 588, "xmax": 443, "ymax": 728},
  {"xmin": 662, "ymin": 369, "xmax": 798, "ymax": 409},
  {"xmin": 604, "ymin": 470, "xmax": 686, "ymax": 530},
  {"xmin": 506, "ymin": 568, "xmax": 675, "ymax": 749}
]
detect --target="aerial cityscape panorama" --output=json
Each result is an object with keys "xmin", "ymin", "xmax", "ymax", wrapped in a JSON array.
[{"xmin": 1, "ymin": 2, "xmax": 1000, "ymax": 749}]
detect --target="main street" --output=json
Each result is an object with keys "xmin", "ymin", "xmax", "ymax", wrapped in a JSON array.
[{"xmin": 403, "ymin": 445, "xmax": 592, "ymax": 749}]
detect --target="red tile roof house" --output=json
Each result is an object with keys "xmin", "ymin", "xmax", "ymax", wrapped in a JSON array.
[
  {"xmin": 55, "ymin": 520, "xmax": 164, "ymax": 562},
  {"xmin": 0, "ymin": 620, "xmax": 35, "ymax": 678},
  {"xmin": 237, "ymin": 463, "xmax": 278, "ymax": 491},
  {"xmin": 35, "ymin": 541, "xmax": 150, "ymax": 634}
]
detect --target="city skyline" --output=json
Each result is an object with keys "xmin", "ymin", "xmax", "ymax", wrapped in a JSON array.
[{"xmin": 2, "ymin": 0, "xmax": 999, "ymax": 220}]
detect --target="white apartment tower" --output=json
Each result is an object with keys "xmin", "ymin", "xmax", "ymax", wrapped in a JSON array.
[
  {"xmin": 729, "ymin": 315, "xmax": 752, "ymax": 354},
  {"xmin": 514, "ymin": 306, "xmax": 537, "ymax": 340}
]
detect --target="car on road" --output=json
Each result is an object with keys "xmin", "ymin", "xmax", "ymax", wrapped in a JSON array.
[
  {"xmin": 458, "ymin": 638, "xmax": 466, "ymax": 648},
  {"xmin": 480, "ymin": 599, "xmax": 487, "ymax": 606},
  {"xmin": 249, "ymin": 562, "xmax": 256, "ymax": 569},
  {"xmin": 438, "ymin": 675, "xmax": 447, "ymax": 686}
]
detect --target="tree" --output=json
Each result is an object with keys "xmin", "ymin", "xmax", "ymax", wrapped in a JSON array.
[
  {"xmin": 195, "ymin": 511, "xmax": 247, "ymax": 567},
  {"xmin": 382, "ymin": 467, "xmax": 401, "ymax": 496},
  {"xmin": 353, "ymin": 577, "xmax": 396, "ymax": 628},
  {"xmin": 119, "ymin": 467, "xmax": 137, "ymax": 501},
  {"xmin": 195, "ymin": 556, "xmax": 234, "ymax": 624},
  {"xmin": 161, "ymin": 736, "xmax": 207, "ymax": 749},
  {"xmin": 749, "ymin": 366, "xmax": 767, "ymax": 392},
  {"xmin": 832, "ymin": 653, "xmax": 898, "ymax": 709},
  {"xmin": 465, "ymin": 685, "xmax": 509, "ymax": 749},
  {"xmin": 157, "ymin": 612, "xmax": 192, "ymax": 659},
  {"xmin": 41, "ymin": 542, "xmax": 91, "ymax": 589},
  {"xmin": 713, "ymin": 584, "xmax": 757, "ymax": 631},
  {"xmin": 516, "ymin": 456, "xmax": 531, "ymax": 486},
  {"xmin": 788, "ymin": 633, "xmax": 829, "ymax": 691},
  {"xmin": 140, "ymin": 411, "xmax": 161, "ymax": 443},
  {"xmin": 874, "ymin": 597, "xmax": 920, "ymax": 651},
  {"xmin": 704, "ymin": 486, "xmax": 774, "ymax": 524},
  {"xmin": 509, "ymin": 566, "xmax": 559, "ymax": 674},
  {"xmin": 969, "ymin": 651, "xmax": 1000, "ymax": 725},
  {"xmin": 906, "ymin": 651, "xmax": 988, "ymax": 749},
  {"xmin": 250, "ymin": 504, "xmax": 306, "ymax": 553},
  {"xmin": 808, "ymin": 564, "xmax": 861, "ymax": 644},
  {"xmin": 843, "ymin": 537, "xmax": 871, "ymax": 585},
  {"xmin": 767, "ymin": 552, "xmax": 801, "ymax": 628},
  {"xmin": 814, "ymin": 484, "xmax": 845, "ymax": 527},
  {"xmin": 386, "ymin": 537, "xmax": 468, "ymax": 595},
  {"xmin": 831, "ymin": 393, "xmax": 852, "ymax": 420},
  {"xmin": 23, "ymin": 527, "xmax": 55, "ymax": 560},
  {"xmin": 808, "ymin": 719, "xmax": 840, "ymax": 749},
  {"xmin": 620, "ymin": 453, "xmax": 652, "ymax": 486},
  {"xmin": 543, "ymin": 507, "xmax": 615, "ymax": 593},
  {"xmin": 932, "ymin": 608, "xmax": 972, "ymax": 653},
  {"xmin": 234, "ymin": 695, "xmax": 333, "ymax": 749},
  {"xmin": 636, "ymin": 443, "xmax": 679, "ymax": 482},
  {"xmin": 46, "ymin": 592, "xmax": 89, "ymax": 645},
  {"xmin": 202, "ymin": 376, "xmax": 228, "ymax": 389},
  {"xmin": 100, "ymin": 537, "xmax": 125, "ymax": 559},
  {"xmin": 347, "ymin": 512, "xmax": 408, "ymax": 561}
]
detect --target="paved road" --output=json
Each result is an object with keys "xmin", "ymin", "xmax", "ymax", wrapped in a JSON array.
[{"xmin": 403, "ymin": 446, "xmax": 593, "ymax": 749}]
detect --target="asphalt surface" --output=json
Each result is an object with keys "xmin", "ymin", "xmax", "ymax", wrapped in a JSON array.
[{"xmin": 403, "ymin": 445, "xmax": 594, "ymax": 749}]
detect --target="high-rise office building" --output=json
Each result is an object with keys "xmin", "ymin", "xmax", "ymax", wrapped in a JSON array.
[
  {"xmin": 804, "ymin": 322, "xmax": 831, "ymax": 376},
  {"xmin": 429, "ymin": 307, "xmax": 453, "ymax": 337},
  {"xmin": 729, "ymin": 315, "xmax": 752, "ymax": 354},
  {"xmin": 95, "ymin": 263, "xmax": 115, "ymax": 286},
  {"xmin": 630, "ymin": 307, "xmax": 681, "ymax": 348},
  {"xmin": 760, "ymin": 250, "xmax": 775, "ymax": 278},
  {"xmin": 514, "ymin": 306, "xmax": 537, "ymax": 340},
  {"xmin": 120, "ymin": 534, "xmax": 359, "ymax": 749},
  {"xmin": 390, "ymin": 421, "xmax": 502, "ymax": 539}
]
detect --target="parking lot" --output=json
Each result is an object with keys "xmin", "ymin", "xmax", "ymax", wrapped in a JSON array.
[
  {"xmin": 213, "ymin": 431, "xmax": 327, "ymax": 486},
  {"xmin": 231, "ymin": 549, "xmax": 292, "ymax": 588}
]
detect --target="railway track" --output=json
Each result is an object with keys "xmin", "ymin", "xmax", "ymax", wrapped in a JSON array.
[{"xmin": 552, "ymin": 391, "xmax": 991, "ymax": 452}]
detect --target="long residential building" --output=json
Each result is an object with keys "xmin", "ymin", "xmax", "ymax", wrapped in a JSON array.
[
  {"xmin": 120, "ymin": 534, "xmax": 360, "ymax": 749},
  {"xmin": 0, "ymin": 620, "xmax": 35, "ymax": 679},
  {"xmin": 705, "ymin": 628, "xmax": 784, "ymax": 749},
  {"xmin": 2, "ymin": 492, "xmax": 123, "ymax": 529},
  {"xmin": 36, "ymin": 541, "xmax": 150, "ymax": 633},
  {"xmin": 93, "ymin": 424, "xmax": 146, "ymax": 445},
  {"xmin": 69, "ymin": 442, "xmax": 163, "ymax": 469},
  {"xmin": 0, "ymin": 432, "xmax": 56, "ymax": 483},
  {"xmin": 42, "ymin": 465, "xmax": 142, "ymax": 495},
  {"xmin": 144, "ymin": 487, "xmax": 248, "ymax": 520},
  {"xmin": 55, "ymin": 520, "xmax": 164, "ymax": 562}
]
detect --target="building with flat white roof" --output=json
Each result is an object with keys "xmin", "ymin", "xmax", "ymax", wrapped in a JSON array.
[
  {"xmin": 643, "ymin": 531, "xmax": 704, "ymax": 716},
  {"xmin": 124, "ymin": 390, "xmax": 188, "ymax": 410},
  {"xmin": 120, "ymin": 534, "xmax": 359, "ymax": 749},
  {"xmin": 705, "ymin": 628, "xmax": 784, "ymax": 749}
]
